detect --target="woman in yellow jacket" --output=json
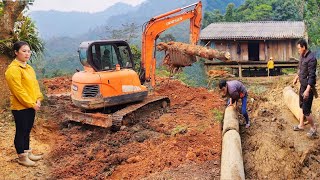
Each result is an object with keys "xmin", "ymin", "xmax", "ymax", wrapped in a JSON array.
[{"xmin": 5, "ymin": 41, "xmax": 43, "ymax": 167}]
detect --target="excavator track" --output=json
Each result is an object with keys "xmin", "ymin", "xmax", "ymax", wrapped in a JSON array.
[
  {"xmin": 111, "ymin": 96, "xmax": 170, "ymax": 131},
  {"xmin": 65, "ymin": 96, "xmax": 170, "ymax": 131}
]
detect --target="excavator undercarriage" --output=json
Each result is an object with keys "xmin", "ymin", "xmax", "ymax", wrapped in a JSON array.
[{"xmin": 66, "ymin": 96, "xmax": 170, "ymax": 131}]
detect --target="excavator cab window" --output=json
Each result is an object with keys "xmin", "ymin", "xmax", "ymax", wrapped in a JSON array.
[
  {"xmin": 91, "ymin": 46, "xmax": 102, "ymax": 70},
  {"xmin": 118, "ymin": 45, "xmax": 133, "ymax": 68},
  {"xmin": 100, "ymin": 45, "xmax": 116, "ymax": 70},
  {"xmin": 79, "ymin": 48, "xmax": 89, "ymax": 67}
]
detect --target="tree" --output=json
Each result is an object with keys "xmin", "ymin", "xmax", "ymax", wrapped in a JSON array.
[
  {"xmin": 271, "ymin": 0, "xmax": 303, "ymax": 21},
  {"xmin": 206, "ymin": 0, "xmax": 305, "ymax": 23},
  {"xmin": 0, "ymin": 1, "xmax": 27, "ymax": 40},
  {"xmin": 0, "ymin": 1, "xmax": 27, "ymax": 108},
  {"xmin": 248, "ymin": 4, "xmax": 273, "ymax": 21},
  {"xmin": 0, "ymin": 0, "xmax": 43, "ymax": 108},
  {"xmin": 304, "ymin": 0, "xmax": 320, "ymax": 47},
  {"xmin": 203, "ymin": 9, "xmax": 223, "ymax": 28},
  {"xmin": 0, "ymin": 1, "xmax": 43, "ymax": 58},
  {"xmin": 130, "ymin": 45, "xmax": 141, "ymax": 71},
  {"xmin": 225, "ymin": 3, "xmax": 235, "ymax": 22},
  {"xmin": 103, "ymin": 23, "xmax": 139, "ymax": 43},
  {"xmin": 159, "ymin": 34, "xmax": 176, "ymax": 42},
  {"xmin": 0, "ymin": 15, "xmax": 44, "ymax": 59}
]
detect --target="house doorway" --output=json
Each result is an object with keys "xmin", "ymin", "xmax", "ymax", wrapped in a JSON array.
[{"xmin": 248, "ymin": 42, "xmax": 259, "ymax": 61}]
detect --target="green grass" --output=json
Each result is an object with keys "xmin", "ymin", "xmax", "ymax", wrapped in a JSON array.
[
  {"xmin": 211, "ymin": 108, "xmax": 223, "ymax": 122},
  {"xmin": 248, "ymin": 85, "xmax": 267, "ymax": 95},
  {"xmin": 155, "ymin": 61, "xmax": 207, "ymax": 87},
  {"xmin": 155, "ymin": 67, "xmax": 170, "ymax": 78},
  {"xmin": 175, "ymin": 72, "xmax": 198, "ymax": 87},
  {"xmin": 155, "ymin": 67, "xmax": 199, "ymax": 87},
  {"xmin": 282, "ymin": 68, "xmax": 297, "ymax": 75},
  {"xmin": 171, "ymin": 125, "xmax": 188, "ymax": 136}
]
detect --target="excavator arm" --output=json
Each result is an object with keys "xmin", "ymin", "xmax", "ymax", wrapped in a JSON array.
[{"xmin": 140, "ymin": 1, "xmax": 202, "ymax": 87}]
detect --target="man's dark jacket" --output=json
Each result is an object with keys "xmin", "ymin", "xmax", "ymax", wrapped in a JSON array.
[{"xmin": 298, "ymin": 50, "xmax": 317, "ymax": 87}]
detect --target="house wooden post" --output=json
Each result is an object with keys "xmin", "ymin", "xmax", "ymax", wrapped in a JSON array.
[{"xmin": 238, "ymin": 64, "xmax": 242, "ymax": 78}]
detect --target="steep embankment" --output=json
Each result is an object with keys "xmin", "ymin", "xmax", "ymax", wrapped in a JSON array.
[{"xmin": 0, "ymin": 55, "xmax": 10, "ymax": 107}]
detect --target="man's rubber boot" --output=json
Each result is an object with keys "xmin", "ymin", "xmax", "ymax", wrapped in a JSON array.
[
  {"xmin": 25, "ymin": 149, "xmax": 42, "ymax": 161},
  {"xmin": 18, "ymin": 153, "xmax": 36, "ymax": 167}
]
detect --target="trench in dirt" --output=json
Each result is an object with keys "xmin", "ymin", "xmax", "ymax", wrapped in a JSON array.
[{"xmin": 240, "ymin": 76, "xmax": 320, "ymax": 179}]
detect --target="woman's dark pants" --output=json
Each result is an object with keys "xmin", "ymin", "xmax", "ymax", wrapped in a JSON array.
[{"xmin": 12, "ymin": 108, "xmax": 35, "ymax": 154}]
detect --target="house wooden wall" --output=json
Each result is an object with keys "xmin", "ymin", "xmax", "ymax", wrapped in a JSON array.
[{"xmin": 203, "ymin": 39, "xmax": 299, "ymax": 61}]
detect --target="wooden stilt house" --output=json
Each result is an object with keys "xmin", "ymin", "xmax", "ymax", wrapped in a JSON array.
[{"xmin": 200, "ymin": 21, "xmax": 307, "ymax": 62}]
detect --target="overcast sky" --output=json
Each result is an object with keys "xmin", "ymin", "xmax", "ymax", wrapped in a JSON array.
[{"xmin": 29, "ymin": 0, "xmax": 146, "ymax": 13}]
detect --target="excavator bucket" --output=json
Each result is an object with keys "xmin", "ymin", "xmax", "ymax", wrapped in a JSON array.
[{"xmin": 162, "ymin": 46, "xmax": 197, "ymax": 74}]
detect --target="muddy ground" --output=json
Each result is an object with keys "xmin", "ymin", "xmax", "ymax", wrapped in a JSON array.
[{"xmin": 1, "ymin": 75, "xmax": 320, "ymax": 179}]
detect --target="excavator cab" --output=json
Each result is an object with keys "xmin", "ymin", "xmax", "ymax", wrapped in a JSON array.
[
  {"xmin": 78, "ymin": 40, "xmax": 134, "ymax": 71},
  {"xmin": 71, "ymin": 40, "xmax": 148, "ymax": 110}
]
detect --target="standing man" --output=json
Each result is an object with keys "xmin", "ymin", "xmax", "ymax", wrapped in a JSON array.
[
  {"xmin": 219, "ymin": 79, "xmax": 250, "ymax": 128},
  {"xmin": 267, "ymin": 57, "xmax": 274, "ymax": 77},
  {"xmin": 293, "ymin": 39, "xmax": 317, "ymax": 139}
]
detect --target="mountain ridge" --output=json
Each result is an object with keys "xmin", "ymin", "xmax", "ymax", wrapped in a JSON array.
[{"xmin": 30, "ymin": 2, "xmax": 138, "ymax": 38}]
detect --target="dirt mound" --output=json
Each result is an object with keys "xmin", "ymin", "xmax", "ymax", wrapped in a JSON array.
[
  {"xmin": 40, "ymin": 77, "xmax": 224, "ymax": 179},
  {"xmin": 42, "ymin": 76, "xmax": 71, "ymax": 94}
]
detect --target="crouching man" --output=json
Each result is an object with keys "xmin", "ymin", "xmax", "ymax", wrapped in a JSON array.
[{"xmin": 219, "ymin": 79, "xmax": 250, "ymax": 128}]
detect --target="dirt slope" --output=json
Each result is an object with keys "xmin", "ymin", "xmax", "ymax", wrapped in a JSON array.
[
  {"xmin": 240, "ymin": 76, "xmax": 320, "ymax": 179},
  {"xmin": 0, "ymin": 76, "xmax": 224, "ymax": 179}
]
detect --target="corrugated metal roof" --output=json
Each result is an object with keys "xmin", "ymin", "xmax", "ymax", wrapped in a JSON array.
[{"xmin": 200, "ymin": 21, "xmax": 306, "ymax": 40}]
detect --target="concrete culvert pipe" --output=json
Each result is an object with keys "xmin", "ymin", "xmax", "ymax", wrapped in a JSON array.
[
  {"xmin": 222, "ymin": 106, "xmax": 239, "ymax": 136},
  {"xmin": 283, "ymin": 86, "xmax": 300, "ymax": 120},
  {"xmin": 221, "ymin": 130, "xmax": 245, "ymax": 180}
]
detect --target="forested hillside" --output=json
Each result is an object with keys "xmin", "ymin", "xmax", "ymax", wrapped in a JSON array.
[
  {"xmin": 29, "ymin": 3, "xmax": 137, "ymax": 38},
  {"xmin": 36, "ymin": 0, "xmax": 242, "ymax": 79},
  {"xmin": 202, "ymin": 0, "xmax": 244, "ymax": 11}
]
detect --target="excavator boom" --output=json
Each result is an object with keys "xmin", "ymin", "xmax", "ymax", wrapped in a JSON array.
[{"xmin": 141, "ymin": 1, "xmax": 202, "ymax": 86}]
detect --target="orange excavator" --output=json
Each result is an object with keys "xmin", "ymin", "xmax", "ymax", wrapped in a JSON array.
[{"xmin": 67, "ymin": 1, "xmax": 202, "ymax": 130}]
